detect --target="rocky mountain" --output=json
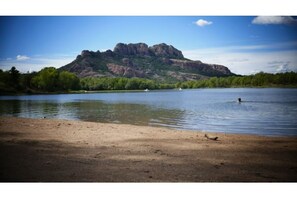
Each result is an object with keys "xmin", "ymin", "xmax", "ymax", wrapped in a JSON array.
[{"xmin": 60, "ymin": 43, "xmax": 234, "ymax": 82}]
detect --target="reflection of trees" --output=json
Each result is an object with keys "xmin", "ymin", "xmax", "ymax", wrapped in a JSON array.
[
  {"xmin": 73, "ymin": 101, "xmax": 185, "ymax": 127},
  {"xmin": 0, "ymin": 99, "xmax": 185, "ymax": 128},
  {"xmin": 0, "ymin": 100, "xmax": 21, "ymax": 116},
  {"xmin": 38, "ymin": 102, "xmax": 60, "ymax": 118},
  {"xmin": 0, "ymin": 100, "xmax": 61, "ymax": 118}
]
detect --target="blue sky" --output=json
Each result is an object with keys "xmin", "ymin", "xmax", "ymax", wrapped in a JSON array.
[{"xmin": 0, "ymin": 16, "xmax": 297, "ymax": 74}]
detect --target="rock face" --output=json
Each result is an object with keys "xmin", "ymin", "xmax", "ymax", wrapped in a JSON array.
[
  {"xmin": 60, "ymin": 42, "xmax": 234, "ymax": 82},
  {"xmin": 170, "ymin": 59, "xmax": 232, "ymax": 76},
  {"xmin": 107, "ymin": 63, "xmax": 144, "ymax": 78},
  {"xmin": 114, "ymin": 43, "xmax": 151, "ymax": 56},
  {"xmin": 149, "ymin": 43, "xmax": 184, "ymax": 59},
  {"xmin": 113, "ymin": 43, "xmax": 184, "ymax": 59}
]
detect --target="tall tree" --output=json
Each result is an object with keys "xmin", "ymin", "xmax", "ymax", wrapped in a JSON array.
[
  {"xmin": 9, "ymin": 66, "xmax": 20, "ymax": 89},
  {"xmin": 58, "ymin": 71, "xmax": 80, "ymax": 90},
  {"xmin": 32, "ymin": 67, "xmax": 59, "ymax": 91}
]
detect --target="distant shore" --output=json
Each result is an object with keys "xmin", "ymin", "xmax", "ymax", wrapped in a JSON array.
[
  {"xmin": 2, "ymin": 86, "xmax": 297, "ymax": 96},
  {"xmin": 1, "ymin": 116, "xmax": 297, "ymax": 182},
  {"xmin": 0, "ymin": 89, "xmax": 147, "ymax": 96}
]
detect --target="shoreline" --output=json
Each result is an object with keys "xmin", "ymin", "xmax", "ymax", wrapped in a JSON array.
[
  {"xmin": 1, "ymin": 115, "xmax": 295, "ymax": 138},
  {"xmin": 1, "ymin": 87, "xmax": 297, "ymax": 97},
  {"xmin": 1, "ymin": 116, "xmax": 297, "ymax": 182}
]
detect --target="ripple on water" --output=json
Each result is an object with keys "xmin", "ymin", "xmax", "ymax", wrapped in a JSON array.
[{"xmin": 1, "ymin": 88, "xmax": 297, "ymax": 136}]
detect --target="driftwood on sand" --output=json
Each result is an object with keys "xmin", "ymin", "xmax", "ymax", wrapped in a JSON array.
[{"xmin": 204, "ymin": 134, "xmax": 218, "ymax": 141}]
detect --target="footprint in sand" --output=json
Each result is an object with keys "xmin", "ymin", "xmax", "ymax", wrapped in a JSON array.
[
  {"xmin": 214, "ymin": 163, "xmax": 225, "ymax": 169},
  {"xmin": 154, "ymin": 149, "xmax": 168, "ymax": 156},
  {"xmin": 154, "ymin": 149, "xmax": 161, "ymax": 153},
  {"xmin": 214, "ymin": 165, "xmax": 220, "ymax": 169},
  {"xmin": 94, "ymin": 152, "xmax": 101, "ymax": 158}
]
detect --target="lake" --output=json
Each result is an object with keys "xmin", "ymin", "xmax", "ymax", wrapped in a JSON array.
[{"xmin": 1, "ymin": 88, "xmax": 297, "ymax": 136}]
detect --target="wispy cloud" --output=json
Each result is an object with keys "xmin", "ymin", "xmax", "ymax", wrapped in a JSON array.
[
  {"xmin": 16, "ymin": 55, "xmax": 30, "ymax": 61},
  {"xmin": 252, "ymin": 16, "xmax": 297, "ymax": 25},
  {"xmin": 276, "ymin": 63, "xmax": 290, "ymax": 73},
  {"xmin": 183, "ymin": 41, "xmax": 297, "ymax": 56},
  {"xmin": 182, "ymin": 42, "xmax": 297, "ymax": 75},
  {"xmin": 268, "ymin": 61, "xmax": 288, "ymax": 65},
  {"xmin": 194, "ymin": 19, "xmax": 213, "ymax": 27}
]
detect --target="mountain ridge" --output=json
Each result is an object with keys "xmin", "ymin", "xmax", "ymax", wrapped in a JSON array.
[{"xmin": 60, "ymin": 43, "xmax": 235, "ymax": 82}]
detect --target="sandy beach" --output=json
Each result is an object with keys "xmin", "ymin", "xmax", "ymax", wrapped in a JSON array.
[{"xmin": 0, "ymin": 116, "xmax": 297, "ymax": 182}]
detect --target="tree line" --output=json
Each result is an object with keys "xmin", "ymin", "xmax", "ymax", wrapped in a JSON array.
[
  {"xmin": 0, "ymin": 67, "xmax": 173, "ymax": 93},
  {"xmin": 177, "ymin": 72, "xmax": 297, "ymax": 88},
  {"xmin": 1, "ymin": 67, "xmax": 297, "ymax": 94},
  {"xmin": 80, "ymin": 77, "xmax": 174, "ymax": 90},
  {"xmin": 0, "ymin": 67, "xmax": 80, "ymax": 94}
]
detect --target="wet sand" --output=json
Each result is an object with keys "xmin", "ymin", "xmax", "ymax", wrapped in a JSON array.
[{"xmin": 0, "ymin": 116, "xmax": 297, "ymax": 182}]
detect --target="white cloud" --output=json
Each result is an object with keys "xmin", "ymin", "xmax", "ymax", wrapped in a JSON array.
[
  {"xmin": 195, "ymin": 19, "xmax": 213, "ymax": 27},
  {"xmin": 16, "ymin": 55, "xmax": 30, "ymax": 61},
  {"xmin": 252, "ymin": 16, "xmax": 297, "ymax": 25},
  {"xmin": 182, "ymin": 43, "xmax": 297, "ymax": 75},
  {"xmin": 276, "ymin": 63, "xmax": 290, "ymax": 73}
]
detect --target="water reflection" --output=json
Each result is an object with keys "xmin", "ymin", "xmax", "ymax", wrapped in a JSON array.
[
  {"xmin": 0, "ymin": 100, "xmax": 185, "ymax": 128},
  {"xmin": 0, "ymin": 100, "xmax": 61, "ymax": 119},
  {"xmin": 75, "ymin": 101, "xmax": 185, "ymax": 127},
  {"xmin": 1, "ymin": 88, "xmax": 297, "ymax": 136}
]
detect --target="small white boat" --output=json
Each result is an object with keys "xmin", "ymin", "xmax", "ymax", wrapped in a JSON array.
[
  {"xmin": 144, "ymin": 88, "xmax": 149, "ymax": 92},
  {"xmin": 179, "ymin": 88, "xmax": 182, "ymax": 91}
]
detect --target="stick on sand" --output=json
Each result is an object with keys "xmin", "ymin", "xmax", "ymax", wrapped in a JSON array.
[{"xmin": 205, "ymin": 134, "xmax": 218, "ymax": 141}]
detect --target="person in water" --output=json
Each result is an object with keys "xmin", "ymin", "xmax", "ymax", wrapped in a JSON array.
[{"xmin": 238, "ymin": 98, "xmax": 242, "ymax": 102}]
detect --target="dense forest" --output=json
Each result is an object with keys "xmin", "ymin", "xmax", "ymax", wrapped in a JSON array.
[
  {"xmin": 177, "ymin": 72, "xmax": 297, "ymax": 89},
  {"xmin": 80, "ymin": 77, "xmax": 174, "ymax": 90},
  {"xmin": 0, "ymin": 67, "xmax": 80, "ymax": 94},
  {"xmin": 1, "ymin": 66, "xmax": 297, "ymax": 94}
]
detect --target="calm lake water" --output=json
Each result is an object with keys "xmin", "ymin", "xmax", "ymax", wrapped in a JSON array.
[{"xmin": 1, "ymin": 88, "xmax": 297, "ymax": 136}]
